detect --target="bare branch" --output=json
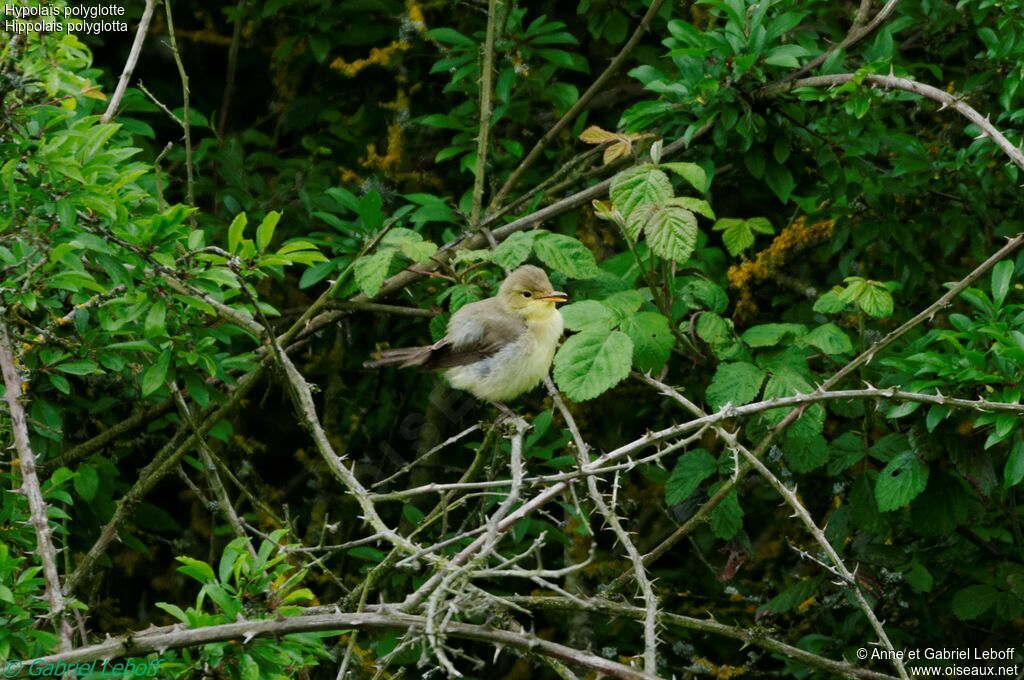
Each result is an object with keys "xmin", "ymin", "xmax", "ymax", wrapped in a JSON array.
[
  {"xmin": 0, "ymin": 321, "xmax": 72, "ymax": 651},
  {"xmin": 100, "ymin": 0, "xmax": 157, "ymax": 123}
]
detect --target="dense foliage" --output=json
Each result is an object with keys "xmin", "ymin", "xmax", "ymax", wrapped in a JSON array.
[{"xmin": 3, "ymin": 0, "xmax": 1024, "ymax": 677}]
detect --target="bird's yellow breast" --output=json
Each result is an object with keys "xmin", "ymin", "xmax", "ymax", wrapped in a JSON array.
[{"xmin": 445, "ymin": 307, "xmax": 563, "ymax": 402}]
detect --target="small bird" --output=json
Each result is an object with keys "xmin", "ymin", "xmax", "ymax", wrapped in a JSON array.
[{"xmin": 365, "ymin": 265, "xmax": 568, "ymax": 404}]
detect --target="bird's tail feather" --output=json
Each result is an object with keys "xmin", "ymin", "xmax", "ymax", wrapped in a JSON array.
[{"xmin": 363, "ymin": 346, "xmax": 433, "ymax": 369}]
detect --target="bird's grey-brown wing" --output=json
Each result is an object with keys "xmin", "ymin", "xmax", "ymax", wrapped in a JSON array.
[{"xmin": 420, "ymin": 298, "xmax": 527, "ymax": 370}]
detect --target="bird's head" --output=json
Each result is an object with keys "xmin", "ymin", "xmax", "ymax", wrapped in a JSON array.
[{"xmin": 499, "ymin": 265, "xmax": 568, "ymax": 319}]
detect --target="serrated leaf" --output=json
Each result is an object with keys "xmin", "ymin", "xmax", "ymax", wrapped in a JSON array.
[
  {"xmin": 714, "ymin": 217, "xmax": 754, "ymax": 256},
  {"xmin": 706, "ymin": 362, "xmax": 765, "ymax": 409},
  {"xmin": 560, "ymin": 300, "xmax": 618, "ymax": 332},
  {"xmin": 620, "ymin": 311, "xmax": 673, "ymax": 372},
  {"xmin": 875, "ymin": 451, "xmax": 929, "ymax": 512},
  {"xmin": 553, "ymin": 330, "xmax": 632, "ymax": 401},
  {"xmin": 534, "ymin": 233, "xmax": 599, "ymax": 279},
  {"xmin": 353, "ymin": 249, "xmax": 396, "ymax": 298},
  {"xmin": 710, "ymin": 490, "xmax": 744, "ymax": 539},
  {"xmin": 951, "ymin": 584, "xmax": 997, "ymax": 620},
  {"xmin": 492, "ymin": 230, "xmax": 540, "ymax": 269},
  {"xmin": 665, "ymin": 449, "xmax": 716, "ymax": 505},
  {"xmin": 668, "ymin": 196, "xmax": 715, "ymax": 220},
  {"xmin": 783, "ymin": 432, "xmax": 830, "ymax": 472},
  {"xmin": 858, "ymin": 284, "xmax": 894, "ymax": 318},
  {"xmin": 579, "ymin": 125, "xmax": 619, "ymax": 144},
  {"xmin": 813, "ymin": 289, "xmax": 847, "ymax": 313},
  {"xmin": 400, "ymin": 240, "xmax": 438, "ymax": 263},
  {"xmin": 746, "ymin": 216, "xmax": 774, "ymax": 234},
  {"xmin": 798, "ymin": 323, "xmax": 852, "ymax": 354},
  {"xmin": 609, "ymin": 165, "xmax": 672, "ymax": 219},
  {"xmin": 630, "ymin": 203, "xmax": 698, "ymax": 262},
  {"xmin": 661, "ymin": 162, "xmax": 707, "ymax": 192}
]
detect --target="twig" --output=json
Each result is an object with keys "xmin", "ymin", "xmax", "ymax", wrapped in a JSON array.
[
  {"xmin": 41, "ymin": 400, "xmax": 175, "ymax": 476},
  {"xmin": 545, "ymin": 377, "xmax": 660, "ymax": 674},
  {"xmin": 170, "ymin": 384, "xmax": 256, "ymax": 554},
  {"xmin": 163, "ymin": 0, "xmax": 196, "ymax": 217},
  {"xmin": 470, "ymin": 0, "xmax": 499, "ymax": 229},
  {"xmin": 489, "ymin": 0, "xmax": 668, "ymax": 209},
  {"xmin": 778, "ymin": 0, "xmax": 901, "ymax": 84},
  {"xmin": 101, "ymin": 0, "xmax": 157, "ymax": 123},
  {"xmin": 515, "ymin": 596, "xmax": 899, "ymax": 680},
  {"xmin": 217, "ymin": 0, "xmax": 246, "ymax": 139},
  {"xmin": 16, "ymin": 610, "xmax": 661, "ymax": 680},
  {"xmin": 0, "ymin": 321, "xmax": 73, "ymax": 652},
  {"xmin": 634, "ymin": 374, "xmax": 908, "ymax": 680},
  {"xmin": 62, "ymin": 369, "xmax": 264, "ymax": 596},
  {"xmin": 758, "ymin": 73, "xmax": 1024, "ymax": 172}
]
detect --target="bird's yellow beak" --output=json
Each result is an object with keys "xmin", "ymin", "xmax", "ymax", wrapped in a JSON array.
[{"xmin": 537, "ymin": 291, "xmax": 569, "ymax": 303}]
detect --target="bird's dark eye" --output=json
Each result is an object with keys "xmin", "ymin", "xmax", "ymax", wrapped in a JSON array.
[{"xmin": 522, "ymin": 291, "xmax": 532, "ymax": 298}]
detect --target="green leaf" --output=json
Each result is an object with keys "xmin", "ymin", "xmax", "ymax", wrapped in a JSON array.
[
  {"xmin": 256, "ymin": 211, "xmax": 281, "ymax": 252},
  {"xmin": 669, "ymin": 197, "xmax": 715, "ymax": 220},
  {"xmin": 1004, "ymin": 440, "xmax": 1024, "ymax": 488},
  {"xmin": 710, "ymin": 490, "xmax": 744, "ymax": 539},
  {"xmin": 141, "ymin": 349, "xmax": 171, "ymax": 397},
  {"xmin": 858, "ymin": 284, "xmax": 894, "ymax": 318},
  {"xmin": 176, "ymin": 556, "xmax": 216, "ymax": 583},
  {"xmin": 660, "ymin": 162, "xmax": 707, "ymax": 192},
  {"xmin": 426, "ymin": 27, "xmax": 476, "ymax": 47},
  {"xmin": 629, "ymin": 204, "xmax": 698, "ymax": 263},
  {"xmin": 620, "ymin": 311, "xmax": 673, "ymax": 372},
  {"xmin": 54, "ymin": 360, "xmax": 99, "ymax": 375},
  {"xmin": 353, "ymin": 249, "xmax": 396, "ymax": 298},
  {"xmin": 492, "ymin": 231, "xmax": 540, "ymax": 269},
  {"xmin": 533, "ymin": 233, "xmax": 599, "ymax": 279},
  {"xmin": 746, "ymin": 216, "xmax": 774, "ymax": 234},
  {"xmin": 783, "ymin": 432, "xmax": 830, "ymax": 473},
  {"xmin": 560, "ymin": 300, "xmax": 618, "ymax": 332},
  {"xmin": 760, "ymin": 578, "xmax": 820, "ymax": 614},
  {"xmin": 764, "ymin": 162, "xmax": 795, "ymax": 202},
  {"xmin": 399, "ymin": 240, "xmax": 438, "ymax": 263},
  {"xmin": 705, "ymin": 362, "xmax": 765, "ymax": 409},
  {"xmin": 813, "ymin": 289, "xmax": 848, "ymax": 313},
  {"xmin": 144, "ymin": 301, "xmax": 167, "ymax": 339},
  {"xmin": 951, "ymin": 584, "xmax": 997, "ymax": 620},
  {"xmin": 553, "ymin": 330, "xmax": 633, "ymax": 401},
  {"xmin": 713, "ymin": 217, "xmax": 753, "ymax": 256},
  {"xmin": 74, "ymin": 465, "xmax": 99, "ymax": 501},
  {"xmin": 741, "ymin": 323, "xmax": 806, "ymax": 347},
  {"xmin": 992, "ymin": 259, "xmax": 1014, "ymax": 307},
  {"xmin": 665, "ymin": 449, "xmax": 716, "ymax": 505},
  {"xmin": 609, "ymin": 165, "xmax": 672, "ymax": 219},
  {"xmin": 798, "ymin": 323, "xmax": 853, "ymax": 354},
  {"xmin": 227, "ymin": 213, "xmax": 247, "ymax": 254},
  {"xmin": 904, "ymin": 561, "xmax": 934, "ymax": 593},
  {"xmin": 875, "ymin": 451, "xmax": 929, "ymax": 512}
]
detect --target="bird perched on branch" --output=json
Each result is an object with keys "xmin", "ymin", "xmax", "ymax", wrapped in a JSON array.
[{"xmin": 365, "ymin": 265, "xmax": 568, "ymax": 404}]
